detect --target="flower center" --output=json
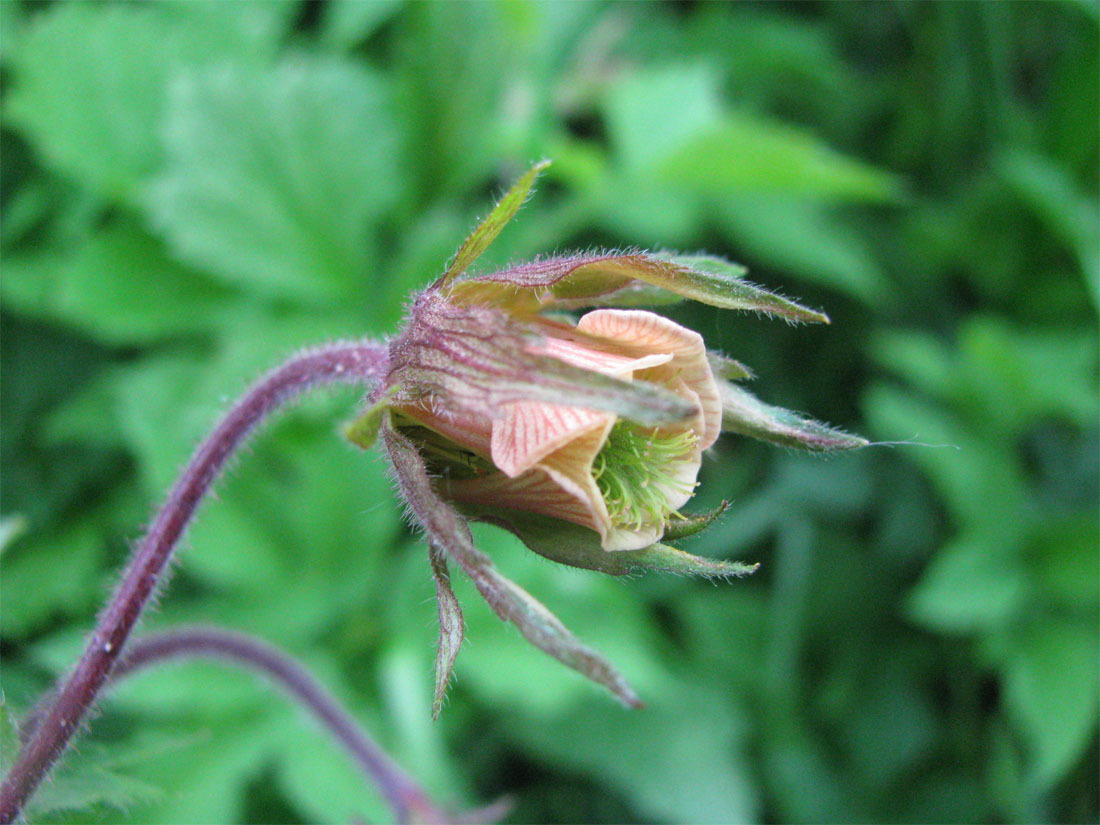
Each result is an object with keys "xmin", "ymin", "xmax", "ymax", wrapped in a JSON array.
[{"xmin": 592, "ymin": 421, "xmax": 698, "ymax": 531}]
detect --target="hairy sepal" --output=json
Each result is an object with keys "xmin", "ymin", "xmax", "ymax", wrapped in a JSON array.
[
  {"xmin": 720, "ymin": 379, "xmax": 868, "ymax": 451},
  {"xmin": 390, "ymin": 299, "xmax": 696, "ymax": 427},
  {"xmin": 439, "ymin": 160, "xmax": 550, "ymax": 286},
  {"xmin": 468, "ymin": 507, "xmax": 758, "ymax": 580},
  {"xmin": 707, "ymin": 351, "xmax": 755, "ymax": 381},
  {"xmin": 382, "ymin": 419, "xmax": 642, "ymax": 709},
  {"xmin": 661, "ymin": 255, "xmax": 830, "ymax": 323},
  {"xmin": 451, "ymin": 251, "xmax": 828, "ymax": 323},
  {"xmin": 427, "ymin": 545, "xmax": 463, "ymax": 720}
]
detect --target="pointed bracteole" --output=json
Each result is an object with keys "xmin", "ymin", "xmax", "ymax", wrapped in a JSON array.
[
  {"xmin": 663, "ymin": 500, "xmax": 731, "ymax": 541},
  {"xmin": 438, "ymin": 160, "xmax": 552, "ymax": 287},
  {"xmin": 428, "ymin": 545, "xmax": 464, "ymax": 720}
]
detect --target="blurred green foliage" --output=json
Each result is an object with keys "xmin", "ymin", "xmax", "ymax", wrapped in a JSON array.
[{"xmin": 1, "ymin": 1, "xmax": 1097, "ymax": 823}]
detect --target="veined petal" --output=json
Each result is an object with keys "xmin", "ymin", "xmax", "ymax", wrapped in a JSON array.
[
  {"xmin": 578, "ymin": 310, "xmax": 722, "ymax": 449},
  {"xmin": 451, "ymin": 421, "xmax": 614, "ymax": 536},
  {"xmin": 491, "ymin": 403, "xmax": 612, "ymax": 478},
  {"xmin": 532, "ymin": 337, "xmax": 673, "ymax": 376},
  {"xmin": 490, "ymin": 339, "xmax": 674, "ymax": 477}
]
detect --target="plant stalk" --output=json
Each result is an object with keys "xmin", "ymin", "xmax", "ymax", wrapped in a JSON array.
[
  {"xmin": 109, "ymin": 626, "xmax": 448, "ymax": 824},
  {"xmin": 0, "ymin": 341, "xmax": 389, "ymax": 824}
]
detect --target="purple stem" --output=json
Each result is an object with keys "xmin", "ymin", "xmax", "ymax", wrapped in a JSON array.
[
  {"xmin": 0, "ymin": 341, "xmax": 390, "ymax": 824},
  {"xmin": 108, "ymin": 626, "xmax": 449, "ymax": 824}
]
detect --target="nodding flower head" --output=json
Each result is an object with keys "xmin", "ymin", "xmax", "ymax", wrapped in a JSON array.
[{"xmin": 346, "ymin": 161, "xmax": 868, "ymax": 714}]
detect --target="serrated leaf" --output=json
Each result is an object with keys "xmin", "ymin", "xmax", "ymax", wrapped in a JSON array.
[
  {"xmin": 5, "ymin": 3, "xmax": 280, "ymax": 199},
  {"xmin": 382, "ymin": 422, "xmax": 642, "ymax": 708},
  {"xmin": 148, "ymin": 59, "xmax": 401, "ymax": 304},
  {"xmin": 0, "ymin": 222, "xmax": 233, "ymax": 345},
  {"xmin": 720, "ymin": 380, "xmax": 867, "ymax": 450},
  {"xmin": 602, "ymin": 63, "xmax": 901, "ymax": 203},
  {"xmin": 428, "ymin": 545, "xmax": 464, "ymax": 720},
  {"xmin": 441, "ymin": 160, "xmax": 550, "ymax": 284},
  {"xmin": 23, "ymin": 741, "xmax": 163, "ymax": 819}
]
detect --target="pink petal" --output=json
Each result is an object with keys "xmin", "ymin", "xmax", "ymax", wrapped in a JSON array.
[
  {"xmin": 490, "ymin": 336, "xmax": 673, "ymax": 478},
  {"xmin": 577, "ymin": 310, "xmax": 722, "ymax": 449}
]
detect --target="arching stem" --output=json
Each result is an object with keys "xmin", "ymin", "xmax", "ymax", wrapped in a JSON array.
[
  {"xmin": 0, "ymin": 341, "xmax": 389, "ymax": 824},
  {"xmin": 107, "ymin": 626, "xmax": 449, "ymax": 824}
]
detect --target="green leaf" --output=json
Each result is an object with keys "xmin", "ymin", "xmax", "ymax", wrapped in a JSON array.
[
  {"xmin": 5, "ymin": 3, "xmax": 280, "ymax": 199},
  {"xmin": 656, "ymin": 113, "xmax": 903, "ymax": 202},
  {"xmin": 1004, "ymin": 616, "xmax": 1100, "ymax": 788},
  {"xmin": 0, "ymin": 222, "xmax": 233, "ymax": 345},
  {"xmin": 322, "ymin": 0, "xmax": 404, "ymax": 51},
  {"xmin": 717, "ymin": 197, "xmax": 889, "ymax": 305},
  {"xmin": 720, "ymin": 380, "xmax": 868, "ymax": 450},
  {"xmin": 440, "ymin": 160, "xmax": 550, "ymax": 284},
  {"xmin": 602, "ymin": 63, "xmax": 901, "ymax": 203},
  {"xmin": 26, "ymin": 748, "xmax": 162, "ymax": 819},
  {"xmin": 148, "ymin": 58, "xmax": 401, "ymax": 304},
  {"xmin": 508, "ymin": 686, "xmax": 758, "ymax": 824},
  {"xmin": 0, "ymin": 701, "xmax": 19, "ymax": 776},
  {"xmin": 0, "ymin": 512, "xmax": 108, "ymax": 638},
  {"xmin": 998, "ymin": 149, "xmax": 1100, "ymax": 310},
  {"xmin": 906, "ymin": 534, "xmax": 1029, "ymax": 633},
  {"xmin": 603, "ymin": 64, "xmax": 725, "ymax": 174}
]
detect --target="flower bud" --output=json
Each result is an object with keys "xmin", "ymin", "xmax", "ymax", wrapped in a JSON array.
[{"xmin": 346, "ymin": 161, "xmax": 864, "ymax": 709}]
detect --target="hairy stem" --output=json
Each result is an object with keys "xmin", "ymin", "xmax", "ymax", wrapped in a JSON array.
[
  {"xmin": 0, "ymin": 341, "xmax": 389, "ymax": 824},
  {"xmin": 107, "ymin": 627, "xmax": 447, "ymax": 824}
]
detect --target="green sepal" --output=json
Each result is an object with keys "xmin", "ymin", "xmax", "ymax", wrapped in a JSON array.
[
  {"xmin": 382, "ymin": 421, "xmax": 642, "ymax": 709},
  {"xmin": 467, "ymin": 508, "xmax": 758, "ymax": 580},
  {"xmin": 720, "ymin": 379, "xmax": 868, "ymax": 451},
  {"xmin": 451, "ymin": 251, "xmax": 827, "ymax": 324},
  {"xmin": 439, "ymin": 160, "xmax": 550, "ymax": 285},
  {"xmin": 552, "ymin": 280, "xmax": 686, "ymax": 310},
  {"xmin": 662, "ymin": 500, "xmax": 731, "ymax": 541},
  {"xmin": 707, "ymin": 350, "xmax": 754, "ymax": 381},
  {"xmin": 661, "ymin": 254, "xmax": 830, "ymax": 324}
]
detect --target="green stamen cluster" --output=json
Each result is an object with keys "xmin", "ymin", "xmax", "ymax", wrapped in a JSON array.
[{"xmin": 592, "ymin": 420, "xmax": 698, "ymax": 531}]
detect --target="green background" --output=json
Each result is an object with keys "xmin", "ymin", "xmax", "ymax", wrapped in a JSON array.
[{"xmin": 1, "ymin": 1, "xmax": 1097, "ymax": 822}]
